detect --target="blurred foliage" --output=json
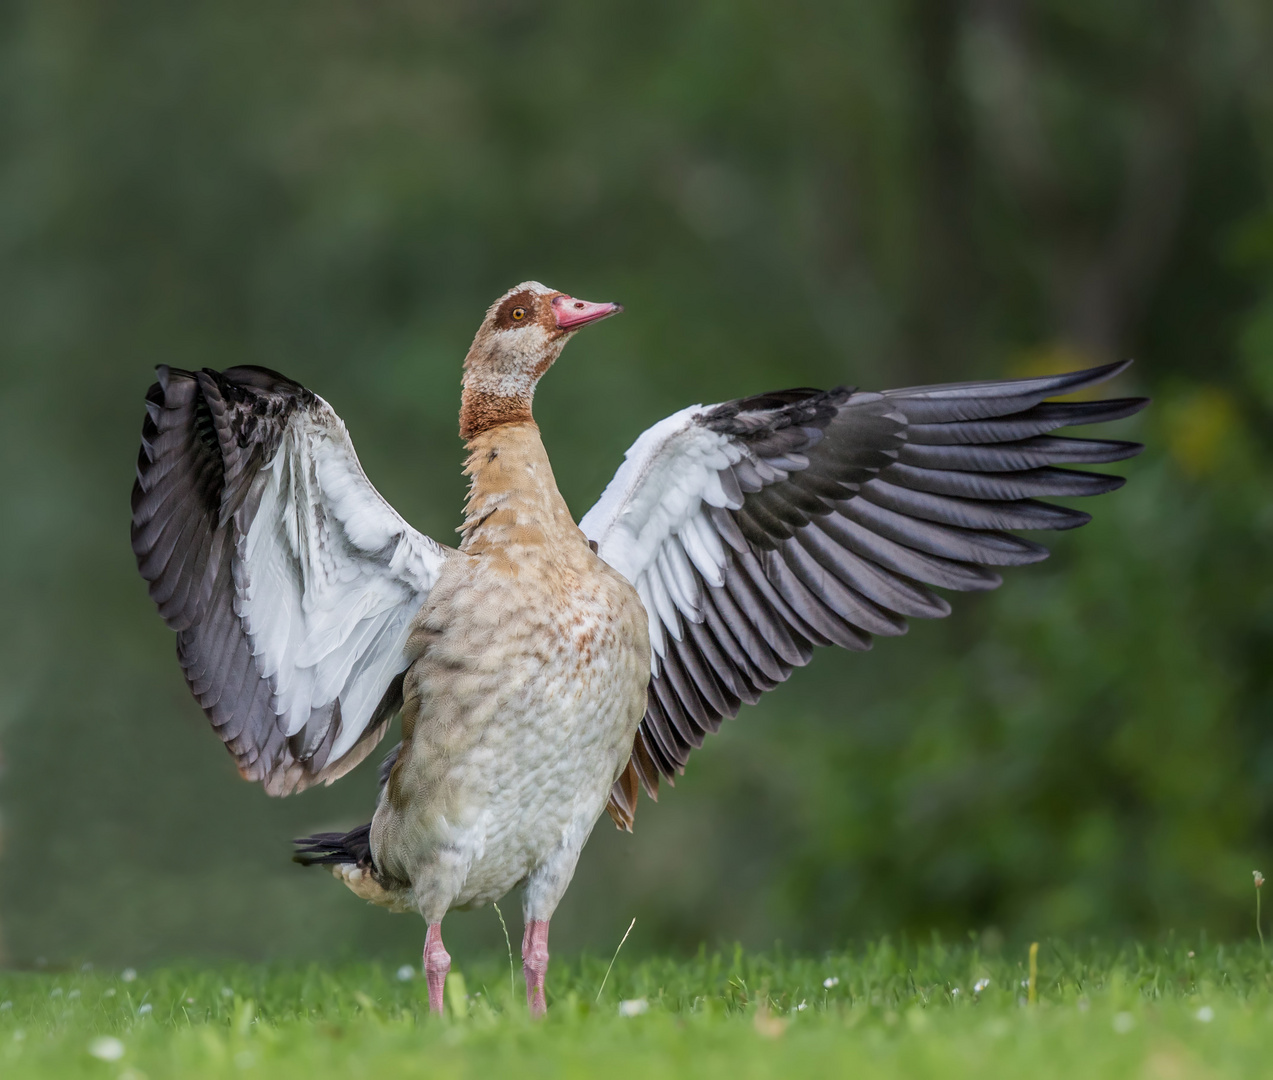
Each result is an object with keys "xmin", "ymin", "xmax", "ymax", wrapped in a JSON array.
[{"xmin": 1, "ymin": 0, "xmax": 1271, "ymax": 965}]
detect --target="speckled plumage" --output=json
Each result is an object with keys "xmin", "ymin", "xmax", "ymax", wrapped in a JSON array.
[{"xmin": 371, "ymin": 422, "xmax": 650, "ymax": 923}]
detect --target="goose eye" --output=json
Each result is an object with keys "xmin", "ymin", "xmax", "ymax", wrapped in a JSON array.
[{"xmin": 511, "ymin": 307, "xmax": 526, "ymax": 321}]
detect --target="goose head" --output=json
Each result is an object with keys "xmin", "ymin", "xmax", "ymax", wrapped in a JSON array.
[{"xmin": 460, "ymin": 281, "xmax": 621, "ymax": 439}]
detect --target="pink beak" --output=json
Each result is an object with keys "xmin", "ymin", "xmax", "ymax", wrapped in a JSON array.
[{"xmin": 552, "ymin": 294, "xmax": 623, "ymax": 331}]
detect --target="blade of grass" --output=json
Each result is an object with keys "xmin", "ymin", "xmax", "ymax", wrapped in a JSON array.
[
  {"xmin": 596, "ymin": 917, "xmax": 636, "ymax": 1003},
  {"xmin": 493, "ymin": 902, "xmax": 515, "ymax": 1006},
  {"xmin": 1256, "ymin": 872, "xmax": 1266, "ymax": 953}
]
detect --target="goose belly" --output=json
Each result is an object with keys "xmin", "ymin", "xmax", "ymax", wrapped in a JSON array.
[
  {"xmin": 373, "ymin": 570, "xmax": 650, "ymax": 914},
  {"xmin": 451, "ymin": 659, "xmax": 639, "ymax": 907}
]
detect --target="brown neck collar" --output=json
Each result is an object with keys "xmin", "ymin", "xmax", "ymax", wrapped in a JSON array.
[{"xmin": 459, "ymin": 387, "xmax": 535, "ymax": 440}]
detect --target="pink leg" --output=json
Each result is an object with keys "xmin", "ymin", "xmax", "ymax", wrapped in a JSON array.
[
  {"xmin": 424, "ymin": 922, "xmax": 451, "ymax": 1016},
  {"xmin": 522, "ymin": 919, "xmax": 550, "ymax": 1017}
]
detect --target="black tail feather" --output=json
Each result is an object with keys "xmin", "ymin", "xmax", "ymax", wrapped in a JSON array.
[{"xmin": 293, "ymin": 823, "xmax": 373, "ymax": 868}]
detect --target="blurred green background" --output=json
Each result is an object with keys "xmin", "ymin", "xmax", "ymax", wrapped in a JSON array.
[{"xmin": 2, "ymin": 0, "xmax": 1272, "ymax": 968}]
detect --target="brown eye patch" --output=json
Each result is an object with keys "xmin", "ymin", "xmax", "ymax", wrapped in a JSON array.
[{"xmin": 494, "ymin": 290, "xmax": 539, "ymax": 330}]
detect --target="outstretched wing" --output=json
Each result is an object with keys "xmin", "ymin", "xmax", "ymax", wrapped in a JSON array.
[
  {"xmin": 131, "ymin": 365, "xmax": 451, "ymax": 795},
  {"xmin": 582, "ymin": 361, "xmax": 1148, "ymax": 828}
]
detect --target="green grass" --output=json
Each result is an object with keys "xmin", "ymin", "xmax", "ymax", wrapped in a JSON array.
[{"xmin": 3, "ymin": 940, "xmax": 1272, "ymax": 1078}]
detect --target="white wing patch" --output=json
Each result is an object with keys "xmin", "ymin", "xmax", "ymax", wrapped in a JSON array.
[
  {"xmin": 580, "ymin": 405, "xmax": 742, "ymax": 667},
  {"xmin": 238, "ymin": 401, "xmax": 447, "ymax": 762}
]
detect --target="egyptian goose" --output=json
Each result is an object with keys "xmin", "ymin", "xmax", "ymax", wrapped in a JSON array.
[{"xmin": 131, "ymin": 281, "xmax": 1147, "ymax": 1015}]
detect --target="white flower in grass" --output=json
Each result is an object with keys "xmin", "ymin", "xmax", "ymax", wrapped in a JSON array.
[
  {"xmin": 137, "ymin": 1003, "xmax": 152, "ymax": 1017},
  {"xmin": 1112, "ymin": 1012, "xmax": 1135, "ymax": 1034},
  {"xmin": 822, "ymin": 976, "xmax": 839, "ymax": 989},
  {"xmin": 0, "ymin": 1002, "xmax": 10, "ymax": 1011},
  {"xmin": 221, "ymin": 987, "xmax": 234, "ymax": 998},
  {"xmin": 951, "ymin": 987, "xmax": 961, "ymax": 999},
  {"xmin": 1255, "ymin": 871, "xmax": 1265, "ymax": 889},
  {"xmin": 396, "ymin": 964, "xmax": 416, "ymax": 982},
  {"xmin": 50, "ymin": 987, "xmax": 62, "ymax": 998},
  {"xmin": 88, "ymin": 1036, "xmax": 125, "ymax": 1061},
  {"xmin": 618, "ymin": 998, "xmax": 649, "ymax": 1017},
  {"xmin": 104, "ymin": 988, "xmax": 116, "ymax": 998},
  {"xmin": 1196, "ymin": 1006, "xmax": 1214, "ymax": 1023},
  {"xmin": 121, "ymin": 968, "xmax": 137, "ymax": 983},
  {"xmin": 68, "ymin": 990, "xmax": 81, "ymax": 1000},
  {"xmin": 792, "ymin": 1001, "xmax": 808, "ymax": 1012},
  {"xmin": 974, "ymin": 979, "xmax": 990, "ymax": 994}
]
